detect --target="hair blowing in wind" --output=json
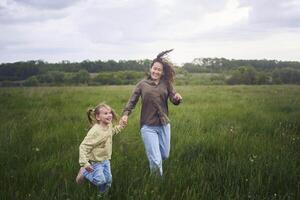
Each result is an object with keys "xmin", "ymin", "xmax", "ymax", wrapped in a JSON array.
[
  {"xmin": 156, "ymin": 49, "xmax": 174, "ymax": 59},
  {"xmin": 151, "ymin": 49, "xmax": 175, "ymax": 84}
]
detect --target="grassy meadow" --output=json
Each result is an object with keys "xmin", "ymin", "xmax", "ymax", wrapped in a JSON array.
[{"xmin": 0, "ymin": 85, "xmax": 300, "ymax": 199}]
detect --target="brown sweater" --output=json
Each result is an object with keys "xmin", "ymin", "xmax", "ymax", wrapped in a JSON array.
[{"xmin": 122, "ymin": 78, "xmax": 180, "ymax": 127}]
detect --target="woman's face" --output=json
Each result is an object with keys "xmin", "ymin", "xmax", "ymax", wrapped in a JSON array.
[{"xmin": 150, "ymin": 62, "xmax": 164, "ymax": 81}]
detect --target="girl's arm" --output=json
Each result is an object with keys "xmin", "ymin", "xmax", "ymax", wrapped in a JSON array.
[
  {"xmin": 112, "ymin": 125, "xmax": 123, "ymax": 136},
  {"xmin": 112, "ymin": 118, "xmax": 127, "ymax": 135}
]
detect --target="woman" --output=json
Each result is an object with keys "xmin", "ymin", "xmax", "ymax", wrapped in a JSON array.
[{"xmin": 121, "ymin": 49, "xmax": 182, "ymax": 176}]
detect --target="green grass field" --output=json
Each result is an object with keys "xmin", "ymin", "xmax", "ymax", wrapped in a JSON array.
[{"xmin": 0, "ymin": 85, "xmax": 300, "ymax": 199}]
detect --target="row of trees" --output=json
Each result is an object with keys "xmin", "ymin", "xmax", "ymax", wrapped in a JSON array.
[
  {"xmin": 0, "ymin": 59, "xmax": 150, "ymax": 81},
  {"xmin": 227, "ymin": 67, "xmax": 300, "ymax": 85},
  {"xmin": 21, "ymin": 70, "xmax": 145, "ymax": 86},
  {"xmin": 2, "ymin": 58, "xmax": 300, "ymax": 81},
  {"xmin": 183, "ymin": 58, "xmax": 300, "ymax": 73},
  {"xmin": 18, "ymin": 67, "xmax": 300, "ymax": 86},
  {"xmin": 1, "ymin": 58, "xmax": 300, "ymax": 86}
]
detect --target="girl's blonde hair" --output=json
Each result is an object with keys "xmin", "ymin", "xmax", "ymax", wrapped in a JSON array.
[{"xmin": 86, "ymin": 103, "xmax": 118, "ymax": 125}]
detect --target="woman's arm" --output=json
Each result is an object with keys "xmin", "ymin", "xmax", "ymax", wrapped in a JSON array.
[
  {"xmin": 168, "ymin": 84, "xmax": 182, "ymax": 105},
  {"xmin": 121, "ymin": 83, "xmax": 142, "ymax": 122}
]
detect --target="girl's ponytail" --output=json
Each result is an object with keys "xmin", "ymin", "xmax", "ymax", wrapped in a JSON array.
[{"xmin": 87, "ymin": 108, "xmax": 95, "ymax": 124}]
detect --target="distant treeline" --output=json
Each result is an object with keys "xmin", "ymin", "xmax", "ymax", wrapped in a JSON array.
[
  {"xmin": 182, "ymin": 58, "xmax": 300, "ymax": 85},
  {"xmin": 0, "ymin": 59, "xmax": 151, "ymax": 81},
  {"xmin": 182, "ymin": 58, "xmax": 300, "ymax": 73},
  {"xmin": 1, "ymin": 58, "xmax": 300, "ymax": 86},
  {"xmin": 18, "ymin": 70, "xmax": 145, "ymax": 87}
]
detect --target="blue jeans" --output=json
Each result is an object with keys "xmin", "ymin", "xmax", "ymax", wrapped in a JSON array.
[
  {"xmin": 83, "ymin": 160, "xmax": 112, "ymax": 193},
  {"xmin": 140, "ymin": 124, "xmax": 170, "ymax": 176}
]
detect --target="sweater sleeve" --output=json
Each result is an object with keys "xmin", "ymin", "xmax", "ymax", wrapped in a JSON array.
[
  {"xmin": 112, "ymin": 125, "xmax": 123, "ymax": 136},
  {"xmin": 168, "ymin": 83, "xmax": 180, "ymax": 105},
  {"xmin": 122, "ymin": 82, "xmax": 142, "ymax": 116},
  {"xmin": 79, "ymin": 128, "xmax": 105, "ymax": 167}
]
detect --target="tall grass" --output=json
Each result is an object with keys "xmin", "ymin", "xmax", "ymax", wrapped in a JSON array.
[{"xmin": 0, "ymin": 85, "xmax": 300, "ymax": 199}]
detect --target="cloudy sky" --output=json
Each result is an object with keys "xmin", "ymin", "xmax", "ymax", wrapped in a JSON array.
[{"xmin": 1, "ymin": 0, "xmax": 300, "ymax": 65}]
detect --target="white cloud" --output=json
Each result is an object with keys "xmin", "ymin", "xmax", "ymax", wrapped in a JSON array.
[{"xmin": 167, "ymin": 0, "xmax": 250, "ymax": 38}]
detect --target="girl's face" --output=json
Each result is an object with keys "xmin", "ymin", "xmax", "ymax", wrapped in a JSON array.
[
  {"xmin": 150, "ymin": 62, "xmax": 164, "ymax": 81},
  {"xmin": 96, "ymin": 107, "xmax": 113, "ymax": 125}
]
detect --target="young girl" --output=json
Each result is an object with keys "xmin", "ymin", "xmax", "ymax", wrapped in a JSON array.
[
  {"xmin": 76, "ymin": 103, "xmax": 126, "ymax": 194},
  {"xmin": 121, "ymin": 49, "xmax": 182, "ymax": 176}
]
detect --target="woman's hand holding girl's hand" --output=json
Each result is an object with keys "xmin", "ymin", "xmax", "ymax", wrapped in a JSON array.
[
  {"xmin": 121, "ymin": 115, "xmax": 128, "ymax": 124},
  {"xmin": 121, "ymin": 115, "xmax": 128, "ymax": 122},
  {"xmin": 119, "ymin": 118, "xmax": 127, "ymax": 128}
]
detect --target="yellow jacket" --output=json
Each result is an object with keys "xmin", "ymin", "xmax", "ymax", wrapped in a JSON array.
[{"xmin": 79, "ymin": 123, "xmax": 122, "ymax": 167}]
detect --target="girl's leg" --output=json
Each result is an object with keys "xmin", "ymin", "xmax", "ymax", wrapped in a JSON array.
[
  {"xmin": 83, "ymin": 162, "xmax": 107, "ymax": 192},
  {"xmin": 76, "ymin": 167, "xmax": 85, "ymax": 184},
  {"xmin": 100, "ymin": 160, "xmax": 112, "ymax": 192},
  {"xmin": 140, "ymin": 125, "xmax": 163, "ymax": 176},
  {"xmin": 158, "ymin": 123, "xmax": 171, "ymax": 161}
]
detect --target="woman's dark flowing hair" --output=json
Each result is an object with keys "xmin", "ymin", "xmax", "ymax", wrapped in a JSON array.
[{"xmin": 150, "ymin": 49, "xmax": 175, "ymax": 85}]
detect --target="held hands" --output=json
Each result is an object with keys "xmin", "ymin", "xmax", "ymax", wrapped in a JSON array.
[
  {"xmin": 121, "ymin": 115, "xmax": 128, "ymax": 123},
  {"xmin": 119, "ymin": 115, "xmax": 128, "ymax": 128}
]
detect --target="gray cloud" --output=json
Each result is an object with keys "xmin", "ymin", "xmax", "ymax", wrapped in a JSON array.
[
  {"xmin": 185, "ymin": 0, "xmax": 300, "ymax": 42},
  {"xmin": 73, "ymin": 0, "xmax": 159, "ymax": 44},
  {"xmin": 14, "ymin": 0, "xmax": 82, "ymax": 10},
  {"xmin": 0, "ymin": 0, "xmax": 300, "ymax": 63},
  {"xmin": 0, "ymin": 0, "xmax": 72, "ymax": 24}
]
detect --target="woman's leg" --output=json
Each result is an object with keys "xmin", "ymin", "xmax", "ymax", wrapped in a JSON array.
[
  {"xmin": 158, "ymin": 123, "xmax": 171, "ymax": 161},
  {"xmin": 140, "ymin": 125, "xmax": 163, "ymax": 176}
]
